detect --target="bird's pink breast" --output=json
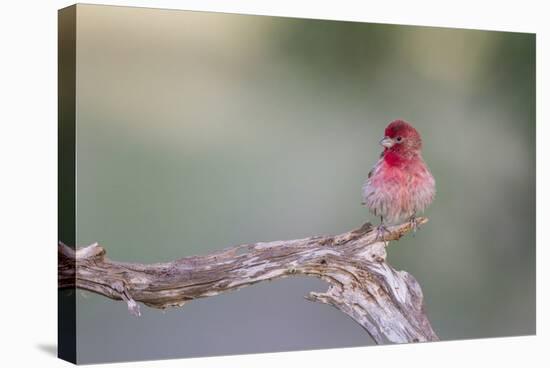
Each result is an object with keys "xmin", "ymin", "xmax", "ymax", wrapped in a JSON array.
[{"xmin": 362, "ymin": 156, "xmax": 435, "ymax": 224}]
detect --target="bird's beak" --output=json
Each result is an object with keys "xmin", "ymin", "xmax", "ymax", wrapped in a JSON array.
[{"xmin": 379, "ymin": 137, "xmax": 394, "ymax": 148}]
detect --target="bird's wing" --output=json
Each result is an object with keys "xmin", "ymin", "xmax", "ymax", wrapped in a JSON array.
[
  {"xmin": 362, "ymin": 153, "xmax": 386, "ymax": 206},
  {"xmin": 362, "ymin": 159, "xmax": 380, "ymax": 205},
  {"xmin": 368, "ymin": 154, "xmax": 384, "ymax": 179}
]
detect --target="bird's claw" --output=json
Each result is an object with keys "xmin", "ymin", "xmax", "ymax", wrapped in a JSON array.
[
  {"xmin": 375, "ymin": 224, "xmax": 391, "ymax": 246},
  {"xmin": 409, "ymin": 215, "xmax": 418, "ymax": 236}
]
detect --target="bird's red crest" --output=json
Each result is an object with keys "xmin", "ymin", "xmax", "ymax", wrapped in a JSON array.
[{"xmin": 384, "ymin": 120, "xmax": 420, "ymax": 141}]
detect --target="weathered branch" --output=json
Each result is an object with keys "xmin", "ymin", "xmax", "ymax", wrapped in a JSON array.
[{"xmin": 58, "ymin": 218, "xmax": 438, "ymax": 344}]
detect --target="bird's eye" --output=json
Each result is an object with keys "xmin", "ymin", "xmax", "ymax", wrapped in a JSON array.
[{"xmin": 396, "ymin": 136, "xmax": 403, "ymax": 142}]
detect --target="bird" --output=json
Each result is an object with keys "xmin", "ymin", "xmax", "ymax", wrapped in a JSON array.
[{"xmin": 361, "ymin": 119, "xmax": 435, "ymax": 242}]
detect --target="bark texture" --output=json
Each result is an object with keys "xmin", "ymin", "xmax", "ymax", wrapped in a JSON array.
[{"xmin": 58, "ymin": 218, "xmax": 438, "ymax": 344}]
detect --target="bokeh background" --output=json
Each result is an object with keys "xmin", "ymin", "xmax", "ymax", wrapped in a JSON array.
[{"xmin": 70, "ymin": 4, "xmax": 535, "ymax": 364}]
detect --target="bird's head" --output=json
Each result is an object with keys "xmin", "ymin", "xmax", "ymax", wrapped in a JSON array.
[{"xmin": 379, "ymin": 120, "xmax": 423, "ymax": 164}]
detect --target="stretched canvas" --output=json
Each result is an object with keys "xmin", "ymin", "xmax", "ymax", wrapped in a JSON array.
[{"xmin": 58, "ymin": 4, "xmax": 536, "ymax": 364}]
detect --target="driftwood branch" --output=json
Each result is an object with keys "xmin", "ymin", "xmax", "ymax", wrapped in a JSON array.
[{"xmin": 58, "ymin": 218, "xmax": 438, "ymax": 344}]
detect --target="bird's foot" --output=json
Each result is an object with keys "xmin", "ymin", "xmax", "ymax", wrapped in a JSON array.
[
  {"xmin": 409, "ymin": 215, "xmax": 419, "ymax": 236},
  {"xmin": 375, "ymin": 224, "xmax": 391, "ymax": 246}
]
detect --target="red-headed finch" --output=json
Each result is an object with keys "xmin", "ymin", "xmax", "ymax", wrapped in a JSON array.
[{"xmin": 362, "ymin": 120, "xmax": 435, "ymax": 241}]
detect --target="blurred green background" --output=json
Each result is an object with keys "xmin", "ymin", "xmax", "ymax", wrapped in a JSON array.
[{"xmin": 71, "ymin": 4, "xmax": 535, "ymax": 364}]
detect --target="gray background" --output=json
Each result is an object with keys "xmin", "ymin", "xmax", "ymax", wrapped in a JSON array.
[{"xmin": 71, "ymin": 4, "xmax": 535, "ymax": 364}]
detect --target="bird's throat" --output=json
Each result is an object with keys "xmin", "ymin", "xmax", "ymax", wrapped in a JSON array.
[{"xmin": 383, "ymin": 150, "xmax": 418, "ymax": 167}]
